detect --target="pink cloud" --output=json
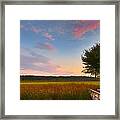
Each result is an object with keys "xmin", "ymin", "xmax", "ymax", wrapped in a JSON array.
[
  {"xmin": 73, "ymin": 20, "xmax": 100, "ymax": 38},
  {"xmin": 21, "ymin": 50, "xmax": 77, "ymax": 76},
  {"xmin": 21, "ymin": 22, "xmax": 55, "ymax": 40},
  {"xmin": 32, "ymin": 61, "xmax": 75, "ymax": 76},
  {"xmin": 45, "ymin": 61, "xmax": 76, "ymax": 75},
  {"xmin": 31, "ymin": 27, "xmax": 41, "ymax": 34},
  {"xmin": 44, "ymin": 32, "xmax": 54, "ymax": 41},
  {"xmin": 36, "ymin": 42, "xmax": 56, "ymax": 51},
  {"xmin": 22, "ymin": 22, "xmax": 42, "ymax": 34}
]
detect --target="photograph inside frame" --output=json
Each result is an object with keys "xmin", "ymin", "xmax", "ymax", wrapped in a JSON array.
[{"xmin": 20, "ymin": 20, "xmax": 100, "ymax": 100}]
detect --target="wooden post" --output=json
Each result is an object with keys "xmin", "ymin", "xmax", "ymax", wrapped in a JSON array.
[{"xmin": 89, "ymin": 89, "xmax": 100, "ymax": 100}]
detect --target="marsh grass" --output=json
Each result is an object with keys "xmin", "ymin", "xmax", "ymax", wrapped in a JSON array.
[{"xmin": 20, "ymin": 81, "xmax": 99, "ymax": 100}]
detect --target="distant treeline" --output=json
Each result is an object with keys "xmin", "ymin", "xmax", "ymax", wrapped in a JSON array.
[{"xmin": 20, "ymin": 75, "xmax": 99, "ymax": 82}]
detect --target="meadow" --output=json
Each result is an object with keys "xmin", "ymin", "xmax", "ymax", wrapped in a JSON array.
[{"xmin": 20, "ymin": 80, "xmax": 100, "ymax": 100}]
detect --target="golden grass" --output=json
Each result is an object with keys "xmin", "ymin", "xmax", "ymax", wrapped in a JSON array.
[{"xmin": 20, "ymin": 81, "xmax": 100, "ymax": 100}]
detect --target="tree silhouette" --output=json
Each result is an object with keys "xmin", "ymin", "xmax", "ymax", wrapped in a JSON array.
[{"xmin": 81, "ymin": 43, "xmax": 100, "ymax": 78}]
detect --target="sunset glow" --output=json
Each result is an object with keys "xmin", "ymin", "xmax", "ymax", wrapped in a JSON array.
[{"xmin": 20, "ymin": 20, "xmax": 100, "ymax": 76}]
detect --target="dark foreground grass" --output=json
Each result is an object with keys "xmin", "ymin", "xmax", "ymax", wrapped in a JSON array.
[{"xmin": 20, "ymin": 81, "xmax": 100, "ymax": 100}]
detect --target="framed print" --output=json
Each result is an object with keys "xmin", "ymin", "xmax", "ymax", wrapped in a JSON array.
[{"xmin": 0, "ymin": 0, "xmax": 119, "ymax": 119}]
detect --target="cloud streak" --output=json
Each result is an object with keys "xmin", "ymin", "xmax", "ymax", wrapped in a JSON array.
[
  {"xmin": 31, "ymin": 27, "xmax": 41, "ymax": 34},
  {"xmin": 20, "ymin": 48, "xmax": 73, "ymax": 75},
  {"xmin": 20, "ymin": 20, "xmax": 100, "ymax": 76},
  {"xmin": 36, "ymin": 42, "xmax": 56, "ymax": 51},
  {"xmin": 21, "ymin": 22, "xmax": 55, "ymax": 40},
  {"xmin": 73, "ymin": 20, "xmax": 100, "ymax": 38},
  {"xmin": 43, "ymin": 32, "xmax": 54, "ymax": 41}
]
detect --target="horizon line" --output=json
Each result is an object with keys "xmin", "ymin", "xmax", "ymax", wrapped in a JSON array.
[{"xmin": 20, "ymin": 75, "xmax": 92, "ymax": 77}]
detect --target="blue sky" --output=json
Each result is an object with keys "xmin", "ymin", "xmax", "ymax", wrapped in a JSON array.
[{"xmin": 20, "ymin": 20, "xmax": 100, "ymax": 76}]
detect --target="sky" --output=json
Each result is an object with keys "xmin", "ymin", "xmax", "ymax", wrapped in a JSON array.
[{"xmin": 20, "ymin": 20, "xmax": 100, "ymax": 76}]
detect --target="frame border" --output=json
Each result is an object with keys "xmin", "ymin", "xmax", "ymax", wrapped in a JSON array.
[{"xmin": 0, "ymin": 0, "xmax": 119, "ymax": 119}]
